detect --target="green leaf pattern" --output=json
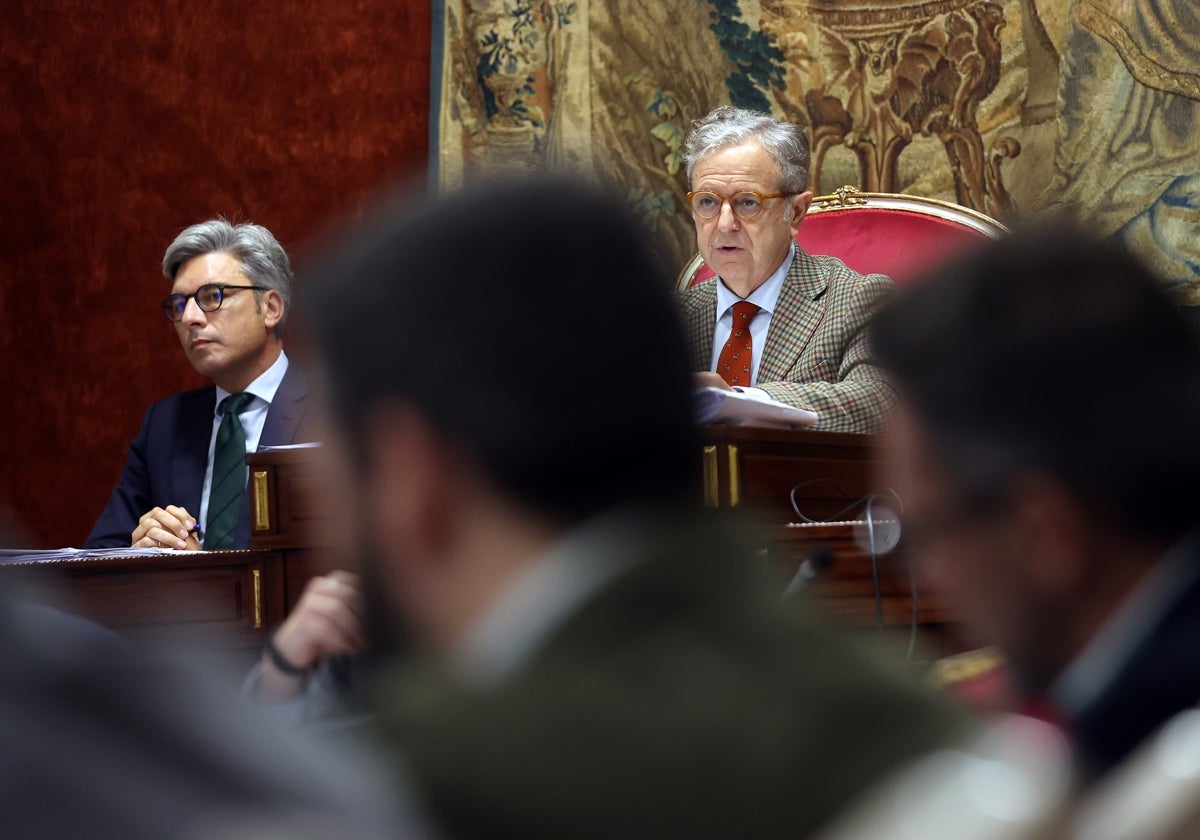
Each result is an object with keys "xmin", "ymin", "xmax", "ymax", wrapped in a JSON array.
[{"xmin": 476, "ymin": 1, "xmax": 575, "ymax": 128}]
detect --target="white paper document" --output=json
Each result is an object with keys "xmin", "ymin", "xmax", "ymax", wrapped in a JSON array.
[
  {"xmin": 258, "ymin": 441, "xmax": 322, "ymax": 452},
  {"xmin": 0, "ymin": 546, "xmax": 206, "ymax": 564},
  {"xmin": 694, "ymin": 386, "xmax": 818, "ymax": 428}
]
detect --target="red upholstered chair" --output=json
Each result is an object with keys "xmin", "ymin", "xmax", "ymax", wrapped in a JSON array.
[{"xmin": 676, "ymin": 186, "xmax": 1008, "ymax": 291}]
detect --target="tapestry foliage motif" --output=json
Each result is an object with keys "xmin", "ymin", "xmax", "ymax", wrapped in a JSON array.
[{"xmin": 434, "ymin": 0, "xmax": 1199, "ymax": 299}]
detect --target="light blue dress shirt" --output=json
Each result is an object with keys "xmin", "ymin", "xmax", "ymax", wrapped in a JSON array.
[{"xmin": 709, "ymin": 245, "xmax": 795, "ymax": 394}]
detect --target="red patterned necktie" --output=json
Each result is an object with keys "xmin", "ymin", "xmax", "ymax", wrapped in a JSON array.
[{"xmin": 717, "ymin": 301, "xmax": 761, "ymax": 387}]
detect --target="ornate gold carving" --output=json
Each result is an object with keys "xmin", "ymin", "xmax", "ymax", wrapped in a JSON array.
[
  {"xmin": 252, "ymin": 470, "xmax": 270, "ymax": 532},
  {"xmin": 764, "ymin": 0, "xmax": 1020, "ymax": 220},
  {"xmin": 807, "ymin": 190, "xmax": 1010, "ymax": 237},
  {"xmin": 702, "ymin": 445, "xmax": 719, "ymax": 508},
  {"xmin": 827, "ymin": 185, "xmax": 867, "ymax": 207}
]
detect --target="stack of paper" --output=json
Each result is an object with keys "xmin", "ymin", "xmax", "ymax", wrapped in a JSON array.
[
  {"xmin": 0, "ymin": 547, "xmax": 204, "ymax": 565},
  {"xmin": 694, "ymin": 386, "xmax": 818, "ymax": 428}
]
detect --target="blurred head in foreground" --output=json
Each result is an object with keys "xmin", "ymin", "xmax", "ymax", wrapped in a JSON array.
[
  {"xmin": 302, "ymin": 178, "xmax": 969, "ymax": 840},
  {"xmin": 683, "ymin": 104, "xmax": 814, "ymax": 297},
  {"xmin": 302, "ymin": 177, "xmax": 696, "ymax": 653},
  {"xmin": 872, "ymin": 221, "xmax": 1200, "ymax": 772}
]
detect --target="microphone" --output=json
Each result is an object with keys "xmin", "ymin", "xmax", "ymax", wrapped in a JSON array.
[
  {"xmin": 853, "ymin": 505, "xmax": 901, "ymax": 555},
  {"xmin": 782, "ymin": 545, "xmax": 835, "ymax": 600},
  {"xmin": 854, "ymin": 501, "xmax": 902, "ymax": 633}
]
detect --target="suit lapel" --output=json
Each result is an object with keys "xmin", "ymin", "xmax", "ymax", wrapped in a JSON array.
[
  {"xmin": 681, "ymin": 281, "xmax": 718, "ymax": 371},
  {"xmin": 758, "ymin": 250, "xmax": 829, "ymax": 383},
  {"xmin": 235, "ymin": 363, "xmax": 310, "ymax": 547},
  {"xmin": 1072, "ymin": 556, "xmax": 1200, "ymax": 776},
  {"xmin": 260, "ymin": 363, "xmax": 309, "ymax": 447},
  {"xmin": 172, "ymin": 387, "xmax": 216, "ymax": 516}
]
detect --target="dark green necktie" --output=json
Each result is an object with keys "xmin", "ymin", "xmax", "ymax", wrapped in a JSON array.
[{"xmin": 205, "ymin": 392, "xmax": 255, "ymax": 550}]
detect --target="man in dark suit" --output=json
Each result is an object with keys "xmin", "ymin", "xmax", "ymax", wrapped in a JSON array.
[
  {"xmin": 872, "ymin": 222, "xmax": 1200, "ymax": 781},
  {"xmin": 86, "ymin": 219, "xmax": 317, "ymax": 550},
  {"xmin": 299, "ymin": 178, "xmax": 967, "ymax": 838},
  {"xmin": 677, "ymin": 105, "xmax": 894, "ymax": 434}
]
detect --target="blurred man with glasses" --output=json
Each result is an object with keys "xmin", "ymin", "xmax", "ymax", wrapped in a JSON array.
[
  {"xmin": 871, "ymin": 223, "xmax": 1200, "ymax": 782},
  {"xmin": 677, "ymin": 105, "xmax": 894, "ymax": 433},
  {"xmin": 86, "ymin": 218, "xmax": 318, "ymax": 550}
]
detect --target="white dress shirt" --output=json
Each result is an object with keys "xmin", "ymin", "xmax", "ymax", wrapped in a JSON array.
[{"xmin": 709, "ymin": 245, "xmax": 794, "ymax": 399}]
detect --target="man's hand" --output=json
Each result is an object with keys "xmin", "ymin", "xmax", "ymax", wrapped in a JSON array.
[
  {"xmin": 132, "ymin": 505, "xmax": 201, "ymax": 550},
  {"xmin": 258, "ymin": 571, "xmax": 367, "ymax": 700},
  {"xmin": 694, "ymin": 371, "xmax": 733, "ymax": 391}
]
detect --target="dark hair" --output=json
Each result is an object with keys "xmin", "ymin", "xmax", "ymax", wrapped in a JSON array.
[
  {"xmin": 302, "ymin": 177, "xmax": 698, "ymax": 524},
  {"xmin": 871, "ymin": 221, "xmax": 1200, "ymax": 541}
]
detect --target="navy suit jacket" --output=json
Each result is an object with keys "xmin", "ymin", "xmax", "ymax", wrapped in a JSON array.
[
  {"xmin": 85, "ymin": 363, "xmax": 317, "ymax": 549},
  {"xmin": 1070, "ymin": 557, "xmax": 1200, "ymax": 779}
]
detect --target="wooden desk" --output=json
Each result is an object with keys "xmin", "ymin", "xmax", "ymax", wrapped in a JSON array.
[
  {"xmin": 697, "ymin": 427, "xmax": 959, "ymax": 648},
  {"xmin": 758, "ymin": 521, "xmax": 958, "ymax": 650},
  {"xmin": 0, "ymin": 450, "xmax": 337, "ymax": 666},
  {"xmin": 243, "ymin": 432, "xmax": 955, "ymax": 638},
  {"xmin": 2, "ymin": 549, "xmax": 283, "ymax": 668},
  {"xmin": 246, "ymin": 428, "xmax": 891, "ymax": 542},
  {"xmin": 0, "ymin": 446, "xmax": 343, "ymax": 664},
  {"xmin": 246, "ymin": 447, "xmax": 333, "ymax": 550},
  {"xmin": 246, "ymin": 428, "xmax": 887, "ymax": 534},
  {"xmin": 246, "ymin": 448, "xmax": 342, "ymax": 612},
  {"xmin": 245, "ymin": 433, "xmax": 958, "ymax": 645},
  {"xmin": 699, "ymin": 425, "xmax": 886, "ymax": 523},
  {"xmin": 11, "ymin": 427, "xmax": 958, "ymax": 658}
]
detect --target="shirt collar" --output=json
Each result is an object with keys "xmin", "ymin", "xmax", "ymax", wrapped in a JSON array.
[
  {"xmin": 715, "ymin": 243, "xmax": 794, "ymax": 318},
  {"xmin": 451, "ymin": 506, "xmax": 651, "ymax": 688},
  {"xmin": 1050, "ymin": 528, "xmax": 1200, "ymax": 716},
  {"xmin": 214, "ymin": 351, "xmax": 289, "ymax": 415}
]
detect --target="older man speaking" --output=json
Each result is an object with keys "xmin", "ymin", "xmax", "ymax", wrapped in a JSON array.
[{"xmin": 677, "ymin": 105, "xmax": 894, "ymax": 434}]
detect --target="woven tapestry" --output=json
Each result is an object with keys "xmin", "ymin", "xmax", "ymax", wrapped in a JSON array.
[{"xmin": 432, "ymin": 0, "xmax": 1199, "ymax": 300}]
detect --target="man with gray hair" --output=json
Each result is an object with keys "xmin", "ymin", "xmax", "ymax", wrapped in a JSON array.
[
  {"xmin": 677, "ymin": 105, "xmax": 894, "ymax": 433},
  {"xmin": 86, "ymin": 218, "xmax": 318, "ymax": 550}
]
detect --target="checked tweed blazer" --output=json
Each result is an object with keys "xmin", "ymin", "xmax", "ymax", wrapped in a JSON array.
[{"xmin": 678, "ymin": 247, "xmax": 895, "ymax": 434}]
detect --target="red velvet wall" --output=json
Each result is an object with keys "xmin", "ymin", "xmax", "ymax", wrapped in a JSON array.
[{"xmin": 0, "ymin": 2, "xmax": 431, "ymax": 547}]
